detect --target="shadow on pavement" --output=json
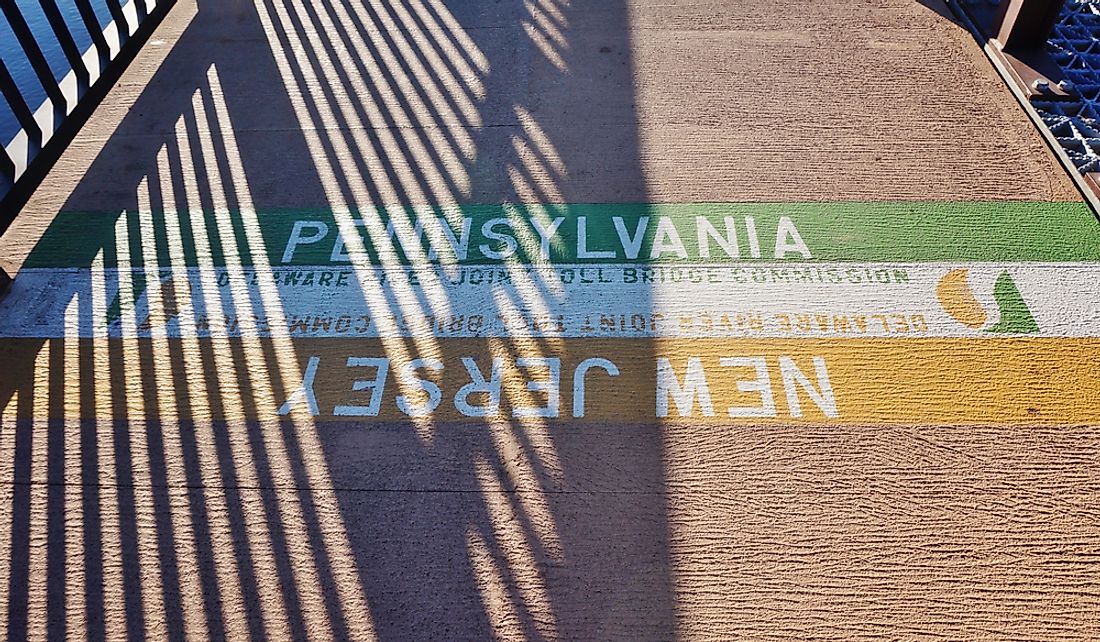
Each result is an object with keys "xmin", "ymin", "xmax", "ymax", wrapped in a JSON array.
[{"xmin": 0, "ymin": 0, "xmax": 675, "ymax": 639}]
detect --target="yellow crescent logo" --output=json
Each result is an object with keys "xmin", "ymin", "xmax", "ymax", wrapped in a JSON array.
[
  {"xmin": 935, "ymin": 268, "xmax": 1038, "ymax": 333},
  {"xmin": 935, "ymin": 268, "xmax": 987, "ymax": 328}
]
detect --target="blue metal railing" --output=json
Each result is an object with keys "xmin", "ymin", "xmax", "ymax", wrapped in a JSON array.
[{"xmin": 0, "ymin": 0, "xmax": 174, "ymax": 228}]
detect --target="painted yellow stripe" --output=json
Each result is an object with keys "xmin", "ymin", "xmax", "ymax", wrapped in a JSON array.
[{"xmin": 0, "ymin": 338, "xmax": 1096, "ymax": 424}]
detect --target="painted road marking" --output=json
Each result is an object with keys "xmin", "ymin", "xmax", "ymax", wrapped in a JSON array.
[
  {"xmin": 22, "ymin": 201, "xmax": 1100, "ymax": 267},
  {"xmin": 0, "ymin": 263, "xmax": 1098, "ymax": 338},
  {"xmin": 0, "ymin": 338, "xmax": 1096, "ymax": 423},
  {"xmin": 2, "ymin": 201, "xmax": 1099, "ymax": 425}
]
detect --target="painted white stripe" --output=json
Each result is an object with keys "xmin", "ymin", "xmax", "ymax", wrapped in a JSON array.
[
  {"xmin": 62, "ymin": 297, "xmax": 87, "ymax": 642},
  {"xmin": 0, "ymin": 392, "xmax": 17, "ymax": 634},
  {"xmin": 2, "ymin": 0, "xmax": 160, "ymax": 180},
  {"xmin": 1, "ymin": 262, "xmax": 1097, "ymax": 338}
]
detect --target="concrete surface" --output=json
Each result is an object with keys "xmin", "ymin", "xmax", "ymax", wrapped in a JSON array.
[{"xmin": 1, "ymin": 0, "xmax": 1100, "ymax": 639}]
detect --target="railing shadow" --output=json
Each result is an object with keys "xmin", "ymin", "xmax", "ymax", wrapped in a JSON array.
[{"xmin": 0, "ymin": 0, "xmax": 674, "ymax": 639}]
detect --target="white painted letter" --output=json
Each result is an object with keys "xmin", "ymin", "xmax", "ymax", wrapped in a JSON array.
[
  {"xmin": 774, "ymin": 216, "xmax": 811, "ymax": 259},
  {"xmin": 329, "ymin": 220, "xmax": 367, "ymax": 262},
  {"xmin": 278, "ymin": 355, "xmax": 320, "ymax": 415},
  {"xmin": 333, "ymin": 357, "xmax": 390, "ymax": 416},
  {"xmin": 779, "ymin": 356, "xmax": 837, "ymax": 417},
  {"xmin": 282, "ymin": 221, "xmax": 330, "ymax": 263},
  {"xmin": 572, "ymin": 358, "xmax": 619, "ymax": 418},
  {"xmin": 514, "ymin": 357, "xmax": 561, "ymax": 418},
  {"xmin": 530, "ymin": 216, "xmax": 565, "ymax": 261},
  {"xmin": 697, "ymin": 216, "xmax": 739, "ymax": 259},
  {"xmin": 427, "ymin": 216, "xmax": 472, "ymax": 262},
  {"xmin": 455, "ymin": 357, "xmax": 503, "ymax": 416},
  {"xmin": 395, "ymin": 359, "xmax": 444, "ymax": 417},
  {"xmin": 649, "ymin": 217, "xmax": 688, "ymax": 259},
  {"xmin": 720, "ymin": 357, "xmax": 776, "ymax": 417},
  {"xmin": 613, "ymin": 216, "xmax": 649, "ymax": 259},
  {"xmin": 384, "ymin": 219, "xmax": 427, "ymax": 261},
  {"xmin": 745, "ymin": 215, "xmax": 761, "ymax": 258},
  {"xmin": 656, "ymin": 357, "xmax": 714, "ymax": 417},
  {"xmin": 479, "ymin": 218, "xmax": 518, "ymax": 260},
  {"xmin": 577, "ymin": 216, "xmax": 616, "ymax": 259}
]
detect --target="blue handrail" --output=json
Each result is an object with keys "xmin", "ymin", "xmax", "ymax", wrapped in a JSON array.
[{"xmin": 0, "ymin": 0, "xmax": 174, "ymax": 226}]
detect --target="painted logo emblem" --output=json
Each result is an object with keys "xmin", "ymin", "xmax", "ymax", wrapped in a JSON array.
[{"xmin": 935, "ymin": 268, "xmax": 1038, "ymax": 333}]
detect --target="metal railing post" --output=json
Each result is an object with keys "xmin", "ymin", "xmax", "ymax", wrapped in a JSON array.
[
  {"xmin": 0, "ymin": 59, "xmax": 43, "ymax": 153},
  {"xmin": 74, "ymin": 0, "xmax": 113, "ymax": 64},
  {"xmin": 0, "ymin": 3, "xmax": 68, "ymax": 117},
  {"xmin": 103, "ymin": 0, "xmax": 131, "ymax": 43},
  {"xmin": 1, "ymin": 0, "xmax": 178, "ymax": 229},
  {"xmin": 992, "ymin": 0, "xmax": 1066, "ymax": 52},
  {"xmin": 950, "ymin": 0, "xmax": 1073, "ymax": 99},
  {"xmin": 39, "ymin": 0, "xmax": 92, "ymax": 91}
]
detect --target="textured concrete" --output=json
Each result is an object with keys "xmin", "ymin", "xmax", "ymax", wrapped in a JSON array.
[{"xmin": 1, "ymin": 0, "xmax": 1099, "ymax": 640}]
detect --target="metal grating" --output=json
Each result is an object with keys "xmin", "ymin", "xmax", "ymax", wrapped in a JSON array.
[
  {"xmin": 954, "ymin": 0, "xmax": 1100, "ymax": 173},
  {"xmin": 1037, "ymin": 1, "xmax": 1100, "ymax": 172}
]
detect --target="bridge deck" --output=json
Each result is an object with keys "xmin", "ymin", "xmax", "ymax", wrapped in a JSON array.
[{"xmin": 1, "ymin": 0, "xmax": 1099, "ymax": 639}]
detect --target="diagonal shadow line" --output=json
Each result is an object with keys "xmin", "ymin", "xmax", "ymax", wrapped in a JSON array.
[{"xmin": 0, "ymin": 0, "xmax": 676, "ymax": 638}]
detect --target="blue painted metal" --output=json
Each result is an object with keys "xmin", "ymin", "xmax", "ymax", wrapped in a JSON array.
[
  {"xmin": 958, "ymin": 0, "xmax": 1100, "ymax": 175},
  {"xmin": 0, "ymin": 0, "xmax": 174, "ymax": 226},
  {"xmin": 1034, "ymin": 2, "xmax": 1100, "ymax": 172}
]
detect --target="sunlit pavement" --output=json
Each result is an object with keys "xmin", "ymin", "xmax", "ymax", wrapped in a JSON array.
[{"xmin": 1, "ymin": 0, "xmax": 1099, "ymax": 639}]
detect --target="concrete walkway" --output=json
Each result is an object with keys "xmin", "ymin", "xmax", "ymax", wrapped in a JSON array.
[{"xmin": 1, "ymin": 0, "xmax": 1099, "ymax": 639}]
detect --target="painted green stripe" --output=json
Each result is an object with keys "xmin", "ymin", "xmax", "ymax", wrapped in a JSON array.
[{"xmin": 23, "ymin": 201, "xmax": 1100, "ymax": 268}]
